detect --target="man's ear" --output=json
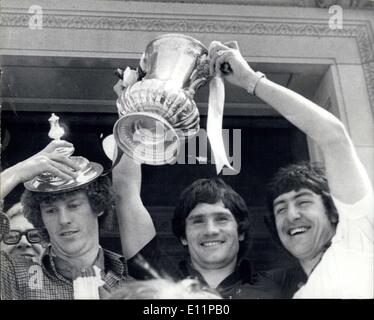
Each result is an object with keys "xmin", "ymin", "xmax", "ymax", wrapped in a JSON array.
[{"xmin": 181, "ymin": 237, "xmax": 188, "ymax": 246}]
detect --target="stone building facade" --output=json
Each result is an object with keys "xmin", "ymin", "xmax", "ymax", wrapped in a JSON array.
[{"xmin": 1, "ymin": 0, "xmax": 373, "ymax": 269}]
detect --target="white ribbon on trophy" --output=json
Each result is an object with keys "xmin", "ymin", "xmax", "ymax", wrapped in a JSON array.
[
  {"xmin": 208, "ymin": 76, "xmax": 234, "ymax": 174},
  {"xmin": 207, "ymin": 41, "xmax": 237, "ymax": 175}
]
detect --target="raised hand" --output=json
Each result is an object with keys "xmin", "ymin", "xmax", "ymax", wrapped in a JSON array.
[
  {"xmin": 18, "ymin": 140, "xmax": 80, "ymax": 183},
  {"xmin": 209, "ymin": 41, "xmax": 256, "ymax": 90},
  {"xmin": 113, "ymin": 79, "xmax": 124, "ymax": 99},
  {"xmin": 1, "ymin": 140, "xmax": 80, "ymax": 198}
]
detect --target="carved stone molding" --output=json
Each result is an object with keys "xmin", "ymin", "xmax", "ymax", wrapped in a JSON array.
[
  {"xmin": 110, "ymin": 0, "xmax": 374, "ymax": 9},
  {"xmin": 363, "ymin": 62, "xmax": 374, "ymax": 117},
  {"xmin": 1, "ymin": 13, "xmax": 373, "ymax": 117},
  {"xmin": 315, "ymin": 0, "xmax": 374, "ymax": 9},
  {"xmin": 356, "ymin": 26, "xmax": 374, "ymax": 64},
  {"xmin": 0, "ymin": 13, "xmax": 363, "ymax": 36}
]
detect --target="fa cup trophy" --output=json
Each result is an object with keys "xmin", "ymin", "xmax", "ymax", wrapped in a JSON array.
[{"xmin": 113, "ymin": 34, "xmax": 210, "ymax": 165}]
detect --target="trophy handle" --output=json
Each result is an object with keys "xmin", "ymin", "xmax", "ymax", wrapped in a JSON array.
[
  {"xmin": 187, "ymin": 53, "xmax": 210, "ymax": 94},
  {"xmin": 188, "ymin": 78, "xmax": 207, "ymax": 95}
]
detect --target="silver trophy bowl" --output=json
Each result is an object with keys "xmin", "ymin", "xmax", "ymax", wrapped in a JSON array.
[{"xmin": 114, "ymin": 34, "xmax": 210, "ymax": 165}]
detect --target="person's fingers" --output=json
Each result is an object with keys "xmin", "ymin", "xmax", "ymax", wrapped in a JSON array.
[
  {"xmin": 52, "ymin": 160, "xmax": 79, "ymax": 177},
  {"xmin": 208, "ymin": 41, "xmax": 230, "ymax": 58},
  {"xmin": 208, "ymin": 41, "xmax": 221, "ymax": 58},
  {"xmin": 38, "ymin": 165, "xmax": 73, "ymax": 182},
  {"xmin": 210, "ymin": 49, "xmax": 229, "ymax": 76},
  {"xmin": 53, "ymin": 146, "xmax": 75, "ymax": 158},
  {"xmin": 45, "ymin": 159, "xmax": 78, "ymax": 180},
  {"xmin": 49, "ymin": 140, "xmax": 74, "ymax": 149},
  {"xmin": 40, "ymin": 143, "xmax": 78, "ymax": 169},
  {"xmin": 114, "ymin": 79, "xmax": 123, "ymax": 87},
  {"xmin": 214, "ymin": 54, "xmax": 231, "ymax": 76},
  {"xmin": 113, "ymin": 79, "xmax": 125, "ymax": 98},
  {"xmin": 56, "ymin": 156, "xmax": 81, "ymax": 171},
  {"xmin": 41, "ymin": 140, "xmax": 74, "ymax": 155},
  {"xmin": 223, "ymin": 41, "xmax": 239, "ymax": 50},
  {"xmin": 209, "ymin": 45, "xmax": 228, "ymax": 59},
  {"xmin": 209, "ymin": 40, "xmax": 240, "ymax": 75}
]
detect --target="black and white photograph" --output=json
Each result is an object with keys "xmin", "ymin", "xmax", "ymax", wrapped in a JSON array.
[{"xmin": 0, "ymin": 0, "xmax": 373, "ymax": 309}]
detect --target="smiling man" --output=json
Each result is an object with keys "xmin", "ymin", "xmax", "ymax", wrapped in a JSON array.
[
  {"xmin": 113, "ymin": 153, "xmax": 281, "ymax": 299},
  {"xmin": 171, "ymin": 179, "xmax": 257, "ymax": 293},
  {"xmin": 267, "ymin": 168, "xmax": 340, "ymax": 277},
  {"xmin": 1, "ymin": 140, "xmax": 131, "ymax": 299},
  {"xmin": 182, "ymin": 201, "xmax": 242, "ymax": 274},
  {"xmin": 209, "ymin": 41, "xmax": 373, "ymax": 298},
  {"xmin": 265, "ymin": 160, "xmax": 373, "ymax": 298},
  {"xmin": 1, "ymin": 203, "xmax": 44, "ymax": 262},
  {"xmin": 274, "ymin": 187, "xmax": 335, "ymax": 264}
]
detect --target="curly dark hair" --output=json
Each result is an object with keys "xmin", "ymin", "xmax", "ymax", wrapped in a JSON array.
[
  {"xmin": 172, "ymin": 178, "xmax": 251, "ymax": 258},
  {"xmin": 21, "ymin": 176, "xmax": 115, "ymax": 240},
  {"xmin": 265, "ymin": 162, "xmax": 339, "ymax": 245}
]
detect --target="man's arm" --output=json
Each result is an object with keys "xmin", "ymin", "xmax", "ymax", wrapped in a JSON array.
[
  {"xmin": 1, "ymin": 140, "xmax": 79, "ymax": 199},
  {"xmin": 112, "ymin": 152, "xmax": 156, "ymax": 260},
  {"xmin": 112, "ymin": 79, "xmax": 156, "ymax": 260},
  {"xmin": 210, "ymin": 42, "xmax": 372, "ymax": 203},
  {"xmin": 257, "ymin": 80, "xmax": 372, "ymax": 203}
]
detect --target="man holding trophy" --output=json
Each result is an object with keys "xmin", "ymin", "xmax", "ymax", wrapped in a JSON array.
[
  {"xmin": 113, "ymin": 153, "xmax": 282, "ymax": 299},
  {"xmin": 208, "ymin": 41, "xmax": 373, "ymax": 298},
  {"xmin": 113, "ymin": 34, "xmax": 373, "ymax": 299},
  {"xmin": 1, "ymin": 120, "xmax": 132, "ymax": 299},
  {"xmin": 111, "ymin": 34, "xmax": 283, "ymax": 299}
]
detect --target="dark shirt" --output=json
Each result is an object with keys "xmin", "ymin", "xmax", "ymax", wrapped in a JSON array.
[
  {"xmin": 128, "ymin": 236, "xmax": 282, "ymax": 299},
  {"xmin": 266, "ymin": 266, "xmax": 307, "ymax": 299},
  {"xmin": 178, "ymin": 258, "xmax": 283, "ymax": 299},
  {"xmin": 1, "ymin": 247, "xmax": 131, "ymax": 300}
]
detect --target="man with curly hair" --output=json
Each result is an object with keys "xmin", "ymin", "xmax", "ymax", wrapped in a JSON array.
[
  {"xmin": 1, "ymin": 140, "xmax": 131, "ymax": 299},
  {"xmin": 209, "ymin": 41, "xmax": 373, "ymax": 298}
]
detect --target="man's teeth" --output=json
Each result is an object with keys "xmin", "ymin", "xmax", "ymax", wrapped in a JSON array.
[
  {"xmin": 61, "ymin": 231, "xmax": 76, "ymax": 236},
  {"xmin": 201, "ymin": 241, "xmax": 222, "ymax": 247},
  {"xmin": 289, "ymin": 227, "xmax": 309, "ymax": 236}
]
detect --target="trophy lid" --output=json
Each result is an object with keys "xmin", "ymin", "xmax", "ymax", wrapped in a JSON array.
[
  {"xmin": 24, "ymin": 156, "xmax": 103, "ymax": 193},
  {"xmin": 24, "ymin": 113, "xmax": 103, "ymax": 193}
]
